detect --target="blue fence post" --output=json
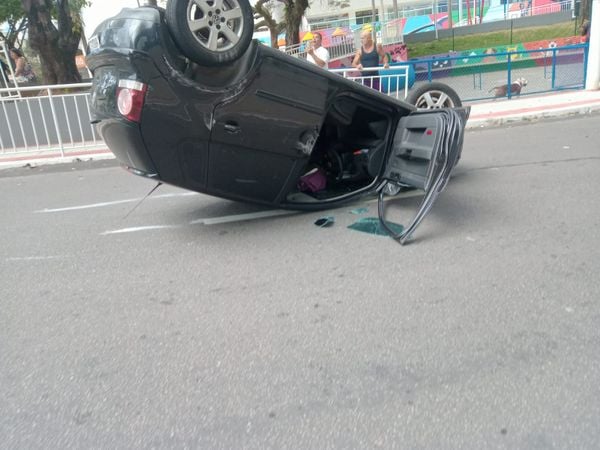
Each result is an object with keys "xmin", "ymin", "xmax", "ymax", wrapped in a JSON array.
[
  {"xmin": 551, "ymin": 47, "xmax": 558, "ymax": 89},
  {"xmin": 507, "ymin": 52, "xmax": 512, "ymax": 99},
  {"xmin": 582, "ymin": 43, "xmax": 589, "ymax": 89}
]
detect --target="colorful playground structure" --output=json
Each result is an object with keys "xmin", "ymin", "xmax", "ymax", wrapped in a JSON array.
[{"xmin": 254, "ymin": 0, "xmax": 574, "ymax": 64}]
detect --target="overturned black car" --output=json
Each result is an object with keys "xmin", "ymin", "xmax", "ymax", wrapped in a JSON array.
[{"xmin": 86, "ymin": 1, "xmax": 469, "ymax": 244}]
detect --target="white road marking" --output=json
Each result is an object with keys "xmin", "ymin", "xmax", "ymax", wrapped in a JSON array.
[
  {"xmin": 101, "ymin": 225, "xmax": 179, "ymax": 235},
  {"xmin": 101, "ymin": 210, "xmax": 297, "ymax": 235},
  {"xmin": 190, "ymin": 209, "xmax": 299, "ymax": 225},
  {"xmin": 99, "ymin": 190, "xmax": 425, "ymax": 235},
  {"xmin": 35, "ymin": 192, "xmax": 198, "ymax": 213},
  {"xmin": 189, "ymin": 191, "xmax": 423, "ymax": 226},
  {"xmin": 5, "ymin": 255, "xmax": 69, "ymax": 262}
]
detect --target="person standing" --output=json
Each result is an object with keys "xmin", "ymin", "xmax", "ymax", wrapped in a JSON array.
[
  {"xmin": 9, "ymin": 48, "xmax": 37, "ymax": 83},
  {"xmin": 352, "ymin": 30, "xmax": 389, "ymax": 90},
  {"xmin": 306, "ymin": 32, "xmax": 330, "ymax": 69}
]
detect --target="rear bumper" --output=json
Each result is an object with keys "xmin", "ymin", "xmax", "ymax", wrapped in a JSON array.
[{"xmin": 96, "ymin": 119, "xmax": 157, "ymax": 176}]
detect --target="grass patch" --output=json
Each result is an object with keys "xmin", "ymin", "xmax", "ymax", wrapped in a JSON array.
[{"xmin": 407, "ymin": 20, "xmax": 579, "ymax": 58}]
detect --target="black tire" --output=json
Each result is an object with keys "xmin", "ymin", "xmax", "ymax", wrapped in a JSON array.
[
  {"xmin": 166, "ymin": 0, "xmax": 253, "ymax": 66},
  {"xmin": 406, "ymin": 82, "xmax": 462, "ymax": 109}
]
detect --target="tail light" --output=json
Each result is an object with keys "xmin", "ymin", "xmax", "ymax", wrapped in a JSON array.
[{"xmin": 117, "ymin": 80, "xmax": 147, "ymax": 123}]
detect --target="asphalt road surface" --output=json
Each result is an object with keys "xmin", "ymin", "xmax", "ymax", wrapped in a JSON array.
[{"xmin": 1, "ymin": 114, "xmax": 599, "ymax": 449}]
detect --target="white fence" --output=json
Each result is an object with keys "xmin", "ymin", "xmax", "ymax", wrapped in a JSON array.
[
  {"xmin": 284, "ymin": 35, "xmax": 358, "ymax": 61},
  {"xmin": 0, "ymin": 83, "xmax": 104, "ymax": 157},
  {"xmin": 0, "ymin": 66, "xmax": 410, "ymax": 157},
  {"xmin": 330, "ymin": 66, "xmax": 410, "ymax": 100},
  {"xmin": 1, "ymin": 41, "xmax": 19, "ymax": 98}
]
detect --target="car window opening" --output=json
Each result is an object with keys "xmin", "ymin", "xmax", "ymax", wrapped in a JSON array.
[{"xmin": 286, "ymin": 99, "xmax": 391, "ymax": 204}]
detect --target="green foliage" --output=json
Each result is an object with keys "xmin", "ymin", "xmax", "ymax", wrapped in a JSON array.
[
  {"xmin": 0, "ymin": 0, "xmax": 23, "ymax": 21},
  {"xmin": 1, "ymin": 0, "xmax": 91, "ymax": 51},
  {"xmin": 19, "ymin": 0, "xmax": 92, "ymax": 84},
  {"xmin": 50, "ymin": 0, "xmax": 92, "ymax": 28},
  {"xmin": 0, "ymin": 0, "xmax": 26, "ymax": 48},
  {"xmin": 407, "ymin": 21, "xmax": 577, "ymax": 58},
  {"xmin": 0, "ymin": 0, "xmax": 91, "ymax": 37},
  {"xmin": 64, "ymin": 0, "xmax": 92, "ymax": 35}
]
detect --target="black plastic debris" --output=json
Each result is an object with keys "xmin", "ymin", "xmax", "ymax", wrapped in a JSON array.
[{"xmin": 314, "ymin": 216, "xmax": 335, "ymax": 228}]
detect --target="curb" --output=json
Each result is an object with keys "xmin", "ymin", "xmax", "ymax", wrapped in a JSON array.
[
  {"xmin": 466, "ymin": 99, "xmax": 600, "ymax": 129},
  {"xmin": 0, "ymin": 149, "xmax": 114, "ymax": 170}
]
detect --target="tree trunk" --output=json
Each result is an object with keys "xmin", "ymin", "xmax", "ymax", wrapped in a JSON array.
[
  {"xmin": 479, "ymin": 0, "xmax": 484, "ymax": 23},
  {"xmin": 254, "ymin": 0, "xmax": 282, "ymax": 48},
  {"xmin": 270, "ymin": 28, "xmax": 279, "ymax": 48},
  {"xmin": 580, "ymin": 0, "xmax": 590, "ymax": 23},
  {"xmin": 21, "ymin": 0, "xmax": 82, "ymax": 85},
  {"xmin": 283, "ymin": 0, "xmax": 309, "ymax": 47}
]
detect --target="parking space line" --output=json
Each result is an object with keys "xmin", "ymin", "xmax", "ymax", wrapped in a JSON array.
[
  {"xmin": 35, "ymin": 192, "xmax": 198, "ymax": 213},
  {"xmin": 101, "ymin": 225, "xmax": 179, "ymax": 235},
  {"xmin": 190, "ymin": 209, "xmax": 299, "ymax": 225},
  {"xmin": 99, "ymin": 190, "xmax": 425, "ymax": 235},
  {"xmin": 5, "ymin": 255, "xmax": 69, "ymax": 262}
]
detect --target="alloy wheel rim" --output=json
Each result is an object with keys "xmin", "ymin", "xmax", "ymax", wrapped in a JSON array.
[
  {"xmin": 187, "ymin": 0, "xmax": 245, "ymax": 52},
  {"xmin": 415, "ymin": 90, "xmax": 455, "ymax": 109}
]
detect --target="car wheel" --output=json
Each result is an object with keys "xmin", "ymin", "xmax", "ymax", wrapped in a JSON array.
[
  {"xmin": 406, "ymin": 82, "xmax": 462, "ymax": 109},
  {"xmin": 166, "ymin": 0, "xmax": 253, "ymax": 66}
]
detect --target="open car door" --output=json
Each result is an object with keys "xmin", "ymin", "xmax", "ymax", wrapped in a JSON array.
[{"xmin": 379, "ymin": 107, "xmax": 470, "ymax": 245}]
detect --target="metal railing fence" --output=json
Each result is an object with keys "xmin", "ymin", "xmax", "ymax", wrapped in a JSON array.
[
  {"xmin": 407, "ymin": 43, "xmax": 587, "ymax": 102},
  {"xmin": 0, "ymin": 83, "xmax": 102, "ymax": 157},
  {"xmin": 284, "ymin": 35, "xmax": 358, "ymax": 60},
  {"xmin": 283, "ymin": 26, "xmax": 405, "ymax": 60},
  {"xmin": 1, "ymin": 40, "xmax": 20, "ymax": 99},
  {"xmin": 329, "ymin": 66, "xmax": 411, "ymax": 100},
  {"xmin": 283, "ymin": 3, "xmax": 574, "ymax": 63},
  {"xmin": 0, "ymin": 44, "xmax": 587, "ymax": 157}
]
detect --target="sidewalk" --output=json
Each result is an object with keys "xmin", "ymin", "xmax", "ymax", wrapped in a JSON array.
[
  {"xmin": 2, "ymin": 89, "xmax": 600, "ymax": 170},
  {"xmin": 466, "ymin": 89, "xmax": 600, "ymax": 128}
]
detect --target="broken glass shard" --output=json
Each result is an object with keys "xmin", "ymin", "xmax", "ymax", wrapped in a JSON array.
[
  {"xmin": 347, "ymin": 217, "xmax": 404, "ymax": 236},
  {"xmin": 349, "ymin": 207, "xmax": 369, "ymax": 215}
]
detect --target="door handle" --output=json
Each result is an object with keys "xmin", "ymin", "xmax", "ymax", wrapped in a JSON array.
[{"xmin": 223, "ymin": 122, "xmax": 240, "ymax": 134}]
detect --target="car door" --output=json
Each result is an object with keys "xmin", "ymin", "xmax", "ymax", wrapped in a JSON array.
[
  {"xmin": 379, "ymin": 107, "xmax": 470, "ymax": 244},
  {"xmin": 208, "ymin": 54, "xmax": 329, "ymax": 204}
]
